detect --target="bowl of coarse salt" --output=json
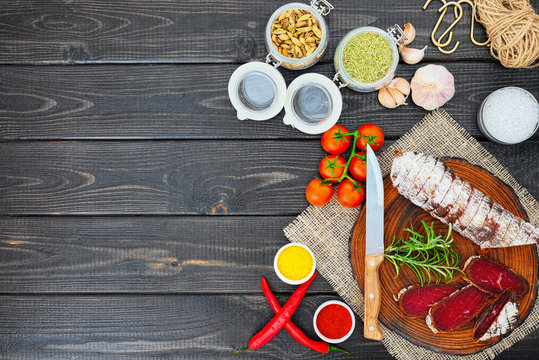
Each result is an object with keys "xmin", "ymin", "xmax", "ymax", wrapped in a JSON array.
[{"xmin": 477, "ymin": 87, "xmax": 539, "ymax": 145}]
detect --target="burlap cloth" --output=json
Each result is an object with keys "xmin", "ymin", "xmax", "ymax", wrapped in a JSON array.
[{"xmin": 284, "ymin": 109, "xmax": 539, "ymax": 359}]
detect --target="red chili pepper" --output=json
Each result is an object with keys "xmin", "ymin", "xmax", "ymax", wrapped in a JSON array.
[
  {"xmin": 261, "ymin": 277, "xmax": 350, "ymax": 354},
  {"xmin": 231, "ymin": 272, "xmax": 317, "ymax": 353}
]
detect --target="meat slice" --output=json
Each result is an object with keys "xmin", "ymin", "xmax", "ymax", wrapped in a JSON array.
[
  {"xmin": 390, "ymin": 152, "xmax": 538, "ymax": 248},
  {"xmin": 426, "ymin": 284, "xmax": 492, "ymax": 333},
  {"xmin": 406, "ymin": 154, "xmax": 437, "ymax": 201},
  {"xmin": 396, "ymin": 284, "xmax": 461, "ymax": 316},
  {"xmin": 416, "ymin": 159, "xmax": 446, "ymax": 209},
  {"xmin": 490, "ymin": 210, "xmax": 515, "ymax": 247},
  {"xmin": 473, "ymin": 290, "xmax": 519, "ymax": 342},
  {"xmin": 455, "ymin": 188, "xmax": 484, "ymax": 232},
  {"xmin": 398, "ymin": 154, "xmax": 428, "ymax": 197},
  {"xmin": 444, "ymin": 181, "xmax": 473, "ymax": 224},
  {"xmin": 425, "ymin": 166, "xmax": 454, "ymax": 211},
  {"xmin": 463, "ymin": 256, "xmax": 529, "ymax": 297},
  {"xmin": 462, "ymin": 196, "xmax": 492, "ymax": 239},
  {"xmin": 432, "ymin": 177, "xmax": 464, "ymax": 220},
  {"xmin": 391, "ymin": 152, "xmax": 423, "ymax": 188},
  {"xmin": 475, "ymin": 202, "xmax": 504, "ymax": 245}
]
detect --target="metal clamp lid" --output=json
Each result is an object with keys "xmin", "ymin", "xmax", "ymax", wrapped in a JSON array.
[
  {"xmin": 387, "ymin": 24, "xmax": 407, "ymax": 46},
  {"xmin": 310, "ymin": 0, "xmax": 334, "ymax": 16},
  {"xmin": 265, "ymin": 54, "xmax": 282, "ymax": 68},
  {"xmin": 333, "ymin": 71, "xmax": 349, "ymax": 89}
]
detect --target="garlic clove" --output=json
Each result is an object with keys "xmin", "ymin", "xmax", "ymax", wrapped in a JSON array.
[
  {"xmin": 402, "ymin": 23, "xmax": 416, "ymax": 45},
  {"xmin": 410, "ymin": 64, "xmax": 455, "ymax": 111},
  {"xmin": 392, "ymin": 77, "xmax": 410, "ymax": 96},
  {"xmin": 388, "ymin": 88, "xmax": 407, "ymax": 106},
  {"xmin": 400, "ymin": 45, "xmax": 427, "ymax": 65},
  {"xmin": 378, "ymin": 87, "xmax": 398, "ymax": 109}
]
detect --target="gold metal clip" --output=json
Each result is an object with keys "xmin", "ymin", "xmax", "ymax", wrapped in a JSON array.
[
  {"xmin": 457, "ymin": 0, "xmax": 489, "ymax": 46},
  {"xmin": 435, "ymin": 2, "xmax": 464, "ymax": 54}
]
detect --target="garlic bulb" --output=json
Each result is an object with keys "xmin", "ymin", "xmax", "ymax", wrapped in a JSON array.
[
  {"xmin": 400, "ymin": 45, "xmax": 427, "ymax": 64},
  {"xmin": 411, "ymin": 64, "xmax": 455, "ymax": 111},
  {"xmin": 378, "ymin": 77, "xmax": 410, "ymax": 109},
  {"xmin": 402, "ymin": 23, "xmax": 416, "ymax": 45}
]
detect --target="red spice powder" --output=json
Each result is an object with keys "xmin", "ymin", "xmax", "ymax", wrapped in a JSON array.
[{"xmin": 316, "ymin": 304, "xmax": 352, "ymax": 339}]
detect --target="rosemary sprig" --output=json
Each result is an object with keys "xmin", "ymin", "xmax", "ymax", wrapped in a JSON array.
[{"xmin": 384, "ymin": 221, "xmax": 464, "ymax": 285}]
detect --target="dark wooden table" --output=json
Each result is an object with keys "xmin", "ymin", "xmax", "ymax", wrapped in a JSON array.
[{"xmin": 0, "ymin": 1, "xmax": 537, "ymax": 358}]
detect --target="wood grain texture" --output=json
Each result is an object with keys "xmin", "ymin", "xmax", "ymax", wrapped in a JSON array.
[
  {"xmin": 0, "ymin": 0, "xmax": 495, "ymax": 64},
  {"xmin": 0, "ymin": 293, "xmax": 536, "ymax": 360},
  {"xmin": 0, "ymin": 216, "xmax": 339, "ymax": 294},
  {"xmin": 0, "ymin": 63, "xmax": 537, "ymax": 140},
  {"xmin": 351, "ymin": 160, "xmax": 538, "ymax": 354},
  {"xmin": 0, "ymin": 140, "xmax": 537, "ymax": 215}
]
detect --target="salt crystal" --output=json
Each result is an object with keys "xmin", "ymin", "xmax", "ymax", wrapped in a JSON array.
[{"xmin": 478, "ymin": 87, "xmax": 539, "ymax": 144}]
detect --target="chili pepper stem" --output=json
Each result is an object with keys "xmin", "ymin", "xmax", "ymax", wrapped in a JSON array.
[
  {"xmin": 328, "ymin": 344, "xmax": 351, "ymax": 354},
  {"xmin": 230, "ymin": 347, "xmax": 250, "ymax": 353}
]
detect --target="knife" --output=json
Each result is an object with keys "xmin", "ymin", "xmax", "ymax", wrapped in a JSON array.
[{"xmin": 364, "ymin": 144, "xmax": 384, "ymax": 341}]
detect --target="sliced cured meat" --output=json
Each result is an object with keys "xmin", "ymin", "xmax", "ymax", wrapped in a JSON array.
[
  {"xmin": 406, "ymin": 154, "xmax": 437, "ymax": 200},
  {"xmin": 490, "ymin": 210, "xmax": 514, "ymax": 247},
  {"xmin": 424, "ymin": 167, "xmax": 454, "ymax": 211},
  {"xmin": 390, "ymin": 152, "xmax": 538, "ymax": 248},
  {"xmin": 463, "ymin": 256, "xmax": 529, "ymax": 297},
  {"xmin": 498, "ymin": 217, "xmax": 523, "ymax": 248},
  {"xmin": 475, "ymin": 202, "xmax": 504, "ymax": 245},
  {"xmin": 431, "ymin": 177, "xmax": 463, "ymax": 220},
  {"xmin": 462, "ymin": 196, "xmax": 492, "ymax": 239},
  {"xmin": 391, "ymin": 152, "xmax": 423, "ymax": 188},
  {"xmin": 396, "ymin": 284, "xmax": 461, "ymax": 316},
  {"xmin": 454, "ymin": 188, "xmax": 483, "ymax": 232},
  {"xmin": 473, "ymin": 290, "xmax": 519, "ymax": 342},
  {"xmin": 416, "ymin": 159, "xmax": 446, "ymax": 209},
  {"xmin": 398, "ymin": 154, "xmax": 428, "ymax": 197},
  {"xmin": 426, "ymin": 284, "xmax": 492, "ymax": 333},
  {"xmin": 444, "ymin": 181, "xmax": 473, "ymax": 224}
]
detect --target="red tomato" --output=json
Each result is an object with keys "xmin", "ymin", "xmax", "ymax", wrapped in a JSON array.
[
  {"xmin": 305, "ymin": 178, "xmax": 334, "ymax": 207},
  {"xmin": 356, "ymin": 124, "xmax": 384, "ymax": 152},
  {"xmin": 349, "ymin": 152, "xmax": 367, "ymax": 182},
  {"xmin": 319, "ymin": 155, "xmax": 346, "ymax": 182},
  {"xmin": 321, "ymin": 125, "xmax": 351, "ymax": 155},
  {"xmin": 337, "ymin": 179, "xmax": 365, "ymax": 208}
]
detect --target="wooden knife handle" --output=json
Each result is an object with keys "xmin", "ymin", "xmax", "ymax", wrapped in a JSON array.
[{"xmin": 364, "ymin": 253, "xmax": 384, "ymax": 341}]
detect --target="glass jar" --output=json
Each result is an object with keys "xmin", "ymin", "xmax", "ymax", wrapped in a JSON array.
[
  {"xmin": 333, "ymin": 26, "xmax": 404, "ymax": 92},
  {"xmin": 477, "ymin": 87, "xmax": 539, "ymax": 145},
  {"xmin": 264, "ymin": 0, "xmax": 333, "ymax": 70}
]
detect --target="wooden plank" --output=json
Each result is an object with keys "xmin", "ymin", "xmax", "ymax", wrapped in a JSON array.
[
  {"xmin": 0, "ymin": 63, "xmax": 537, "ymax": 140},
  {"xmin": 0, "ymin": 294, "xmax": 535, "ymax": 359},
  {"xmin": 0, "ymin": 216, "xmax": 339, "ymax": 294},
  {"xmin": 0, "ymin": 0, "xmax": 495, "ymax": 64},
  {"xmin": 0, "ymin": 140, "xmax": 537, "ymax": 215}
]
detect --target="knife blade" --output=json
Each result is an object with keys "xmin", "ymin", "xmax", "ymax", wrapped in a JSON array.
[{"xmin": 364, "ymin": 144, "xmax": 384, "ymax": 341}]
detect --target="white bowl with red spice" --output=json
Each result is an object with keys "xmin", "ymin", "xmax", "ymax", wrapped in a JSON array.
[{"xmin": 313, "ymin": 300, "xmax": 355, "ymax": 343}]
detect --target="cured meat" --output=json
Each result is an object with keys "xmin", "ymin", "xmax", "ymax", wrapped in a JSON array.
[
  {"xmin": 455, "ymin": 188, "xmax": 484, "ymax": 232},
  {"xmin": 426, "ymin": 284, "xmax": 492, "ymax": 333},
  {"xmin": 473, "ymin": 290, "xmax": 519, "ymax": 342},
  {"xmin": 395, "ymin": 284, "xmax": 461, "ymax": 316},
  {"xmin": 390, "ymin": 152, "xmax": 539, "ymax": 248},
  {"xmin": 464, "ymin": 256, "xmax": 529, "ymax": 297},
  {"xmin": 415, "ymin": 159, "xmax": 446, "ymax": 209}
]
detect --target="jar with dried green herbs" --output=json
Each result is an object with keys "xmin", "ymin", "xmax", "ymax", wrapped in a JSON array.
[{"xmin": 334, "ymin": 26, "xmax": 401, "ymax": 92}]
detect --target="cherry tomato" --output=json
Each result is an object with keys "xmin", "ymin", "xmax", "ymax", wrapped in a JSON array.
[
  {"xmin": 356, "ymin": 124, "xmax": 384, "ymax": 152},
  {"xmin": 319, "ymin": 155, "xmax": 346, "ymax": 182},
  {"xmin": 305, "ymin": 178, "xmax": 334, "ymax": 207},
  {"xmin": 349, "ymin": 152, "xmax": 367, "ymax": 182},
  {"xmin": 337, "ymin": 179, "xmax": 365, "ymax": 208},
  {"xmin": 321, "ymin": 125, "xmax": 351, "ymax": 155}
]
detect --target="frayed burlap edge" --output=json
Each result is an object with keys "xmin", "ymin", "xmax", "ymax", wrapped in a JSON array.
[{"xmin": 284, "ymin": 109, "xmax": 538, "ymax": 360}]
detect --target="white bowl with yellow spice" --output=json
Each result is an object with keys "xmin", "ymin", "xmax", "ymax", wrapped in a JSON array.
[{"xmin": 274, "ymin": 243, "xmax": 316, "ymax": 285}]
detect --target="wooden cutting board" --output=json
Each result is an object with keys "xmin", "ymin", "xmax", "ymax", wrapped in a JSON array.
[{"xmin": 350, "ymin": 159, "xmax": 538, "ymax": 355}]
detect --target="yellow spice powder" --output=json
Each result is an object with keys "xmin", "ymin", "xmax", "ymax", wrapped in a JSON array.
[{"xmin": 277, "ymin": 245, "xmax": 313, "ymax": 280}]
